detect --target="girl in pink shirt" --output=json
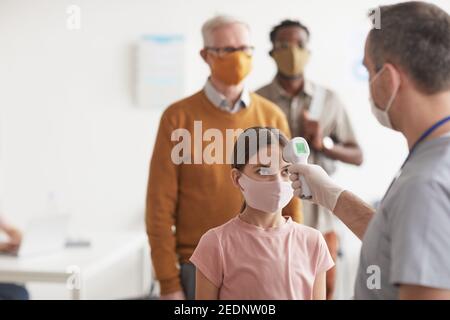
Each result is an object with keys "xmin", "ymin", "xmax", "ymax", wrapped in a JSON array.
[{"xmin": 190, "ymin": 127, "xmax": 334, "ymax": 300}]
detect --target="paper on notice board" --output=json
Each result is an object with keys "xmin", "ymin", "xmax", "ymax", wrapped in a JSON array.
[{"xmin": 136, "ymin": 34, "xmax": 185, "ymax": 109}]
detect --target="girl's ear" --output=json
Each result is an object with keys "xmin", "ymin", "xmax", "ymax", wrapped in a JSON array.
[{"xmin": 230, "ymin": 168, "xmax": 242, "ymax": 189}]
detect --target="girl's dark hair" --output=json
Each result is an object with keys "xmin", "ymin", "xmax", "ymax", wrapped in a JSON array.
[
  {"xmin": 231, "ymin": 126, "xmax": 288, "ymax": 170},
  {"xmin": 231, "ymin": 127, "xmax": 289, "ymax": 212}
]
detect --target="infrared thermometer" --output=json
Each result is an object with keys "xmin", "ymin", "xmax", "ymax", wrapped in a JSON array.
[{"xmin": 283, "ymin": 137, "xmax": 313, "ymax": 199}]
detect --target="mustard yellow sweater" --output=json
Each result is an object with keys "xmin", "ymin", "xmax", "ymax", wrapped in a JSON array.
[{"xmin": 146, "ymin": 90, "xmax": 303, "ymax": 294}]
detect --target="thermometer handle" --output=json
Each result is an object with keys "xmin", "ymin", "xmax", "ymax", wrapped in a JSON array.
[{"xmin": 292, "ymin": 158, "xmax": 312, "ymax": 199}]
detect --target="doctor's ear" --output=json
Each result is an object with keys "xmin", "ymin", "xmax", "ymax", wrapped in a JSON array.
[
  {"xmin": 384, "ymin": 63, "xmax": 402, "ymax": 89},
  {"xmin": 230, "ymin": 169, "xmax": 242, "ymax": 189}
]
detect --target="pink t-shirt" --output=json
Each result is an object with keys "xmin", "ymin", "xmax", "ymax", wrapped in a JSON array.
[{"xmin": 190, "ymin": 215, "xmax": 335, "ymax": 300}]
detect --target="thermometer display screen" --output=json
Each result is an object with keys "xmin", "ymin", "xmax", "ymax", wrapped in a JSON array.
[{"xmin": 295, "ymin": 142, "xmax": 307, "ymax": 154}]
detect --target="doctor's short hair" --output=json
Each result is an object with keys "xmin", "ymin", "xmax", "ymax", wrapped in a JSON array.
[
  {"xmin": 367, "ymin": 1, "xmax": 450, "ymax": 94},
  {"xmin": 201, "ymin": 15, "xmax": 250, "ymax": 47},
  {"xmin": 231, "ymin": 127, "xmax": 288, "ymax": 171}
]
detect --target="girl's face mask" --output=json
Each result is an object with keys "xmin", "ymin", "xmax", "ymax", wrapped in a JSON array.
[{"xmin": 237, "ymin": 173, "xmax": 293, "ymax": 213}]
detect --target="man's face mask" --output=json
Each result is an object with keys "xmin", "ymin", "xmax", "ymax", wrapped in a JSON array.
[
  {"xmin": 209, "ymin": 51, "xmax": 252, "ymax": 85},
  {"xmin": 271, "ymin": 44, "xmax": 310, "ymax": 78},
  {"xmin": 369, "ymin": 66, "xmax": 400, "ymax": 129}
]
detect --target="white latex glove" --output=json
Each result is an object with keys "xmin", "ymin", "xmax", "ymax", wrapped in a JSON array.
[{"xmin": 288, "ymin": 163, "xmax": 345, "ymax": 212}]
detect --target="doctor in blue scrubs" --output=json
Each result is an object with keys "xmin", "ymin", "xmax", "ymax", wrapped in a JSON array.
[{"xmin": 289, "ymin": 1, "xmax": 450, "ymax": 299}]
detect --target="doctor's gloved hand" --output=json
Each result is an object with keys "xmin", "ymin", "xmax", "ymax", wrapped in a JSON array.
[{"xmin": 288, "ymin": 164, "xmax": 345, "ymax": 212}]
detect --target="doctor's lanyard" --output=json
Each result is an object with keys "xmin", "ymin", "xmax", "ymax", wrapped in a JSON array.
[{"xmin": 382, "ymin": 115, "xmax": 450, "ymax": 202}]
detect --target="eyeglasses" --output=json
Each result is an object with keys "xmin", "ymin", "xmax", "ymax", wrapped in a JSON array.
[{"xmin": 205, "ymin": 46, "xmax": 255, "ymax": 58}]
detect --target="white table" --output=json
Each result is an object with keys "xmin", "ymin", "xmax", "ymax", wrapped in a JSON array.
[{"xmin": 0, "ymin": 232, "xmax": 150, "ymax": 299}]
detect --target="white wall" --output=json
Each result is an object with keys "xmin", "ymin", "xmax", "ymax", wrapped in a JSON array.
[{"xmin": 0, "ymin": 0, "xmax": 449, "ymax": 298}]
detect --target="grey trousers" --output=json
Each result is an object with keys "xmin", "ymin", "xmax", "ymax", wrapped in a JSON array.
[{"xmin": 180, "ymin": 263, "xmax": 196, "ymax": 300}]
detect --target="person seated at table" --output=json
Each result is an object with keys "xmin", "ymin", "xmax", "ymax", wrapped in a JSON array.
[{"xmin": 0, "ymin": 216, "xmax": 29, "ymax": 300}]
